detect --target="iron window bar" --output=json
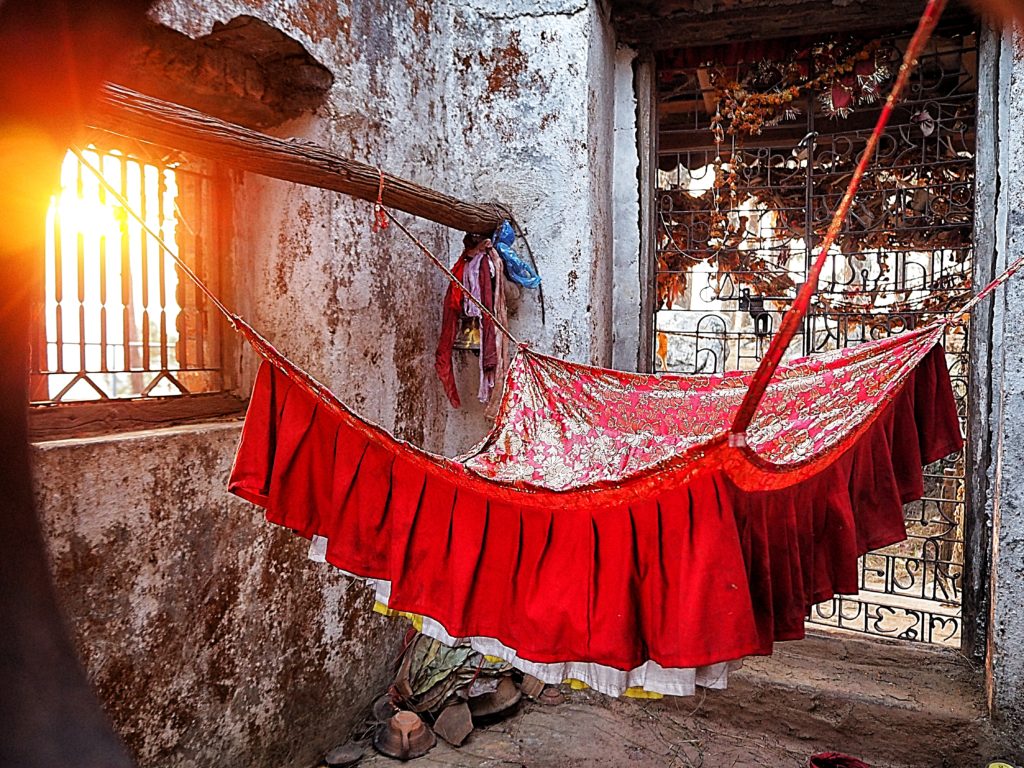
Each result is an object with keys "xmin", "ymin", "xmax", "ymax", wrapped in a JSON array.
[{"xmin": 31, "ymin": 141, "xmax": 224, "ymax": 404}]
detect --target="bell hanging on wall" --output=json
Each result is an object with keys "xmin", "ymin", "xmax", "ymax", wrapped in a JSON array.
[{"xmin": 453, "ymin": 316, "xmax": 481, "ymax": 352}]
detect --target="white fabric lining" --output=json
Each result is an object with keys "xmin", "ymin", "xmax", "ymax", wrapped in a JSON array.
[{"xmin": 308, "ymin": 535, "xmax": 742, "ymax": 697}]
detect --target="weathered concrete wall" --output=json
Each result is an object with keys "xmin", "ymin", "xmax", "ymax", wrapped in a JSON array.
[
  {"xmin": 34, "ymin": 1, "xmax": 641, "ymax": 766},
  {"xmin": 34, "ymin": 4, "xmax": 472, "ymax": 765},
  {"xmin": 34, "ymin": 424, "xmax": 404, "ymax": 768},
  {"xmin": 155, "ymin": 0, "xmax": 458, "ymax": 449},
  {"xmin": 438, "ymin": 0, "xmax": 627, "ymax": 453},
  {"xmin": 154, "ymin": 0, "xmax": 637, "ymax": 457},
  {"xmin": 976, "ymin": 23, "xmax": 1024, "ymax": 760},
  {"xmin": 988, "ymin": 26, "xmax": 1024, "ymax": 756},
  {"xmin": 38, "ymin": 3, "xmax": 461, "ymax": 766}
]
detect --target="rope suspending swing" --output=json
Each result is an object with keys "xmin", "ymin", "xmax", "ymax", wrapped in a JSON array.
[
  {"xmin": 728, "ymin": 0, "xmax": 949, "ymax": 439},
  {"xmin": 72, "ymin": 147, "xmax": 521, "ymax": 348},
  {"xmin": 371, "ymin": 169, "xmax": 520, "ymax": 345}
]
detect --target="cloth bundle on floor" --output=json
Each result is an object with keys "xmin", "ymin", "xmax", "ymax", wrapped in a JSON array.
[{"xmin": 228, "ymin": 320, "xmax": 962, "ymax": 696}]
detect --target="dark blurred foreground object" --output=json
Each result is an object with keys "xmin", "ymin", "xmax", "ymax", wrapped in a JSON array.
[
  {"xmin": 809, "ymin": 753, "xmax": 871, "ymax": 768},
  {"xmin": 0, "ymin": 3, "xmax": 151, "ymax": 767}
]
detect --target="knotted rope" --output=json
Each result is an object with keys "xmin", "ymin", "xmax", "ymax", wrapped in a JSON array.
[{"xmin": 372, "ymin": 168, "xmax": 389, "ymax": 233}]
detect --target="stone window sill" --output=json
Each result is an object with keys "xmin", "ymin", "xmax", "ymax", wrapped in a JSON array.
[{"xmin": 29, "ymin": 393, "xmax": 246, "ymax": 443}]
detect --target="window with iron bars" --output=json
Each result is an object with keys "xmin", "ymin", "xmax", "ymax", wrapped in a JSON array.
[{"xmin": 29, "ymin": 138, "xmax": 237, "ymax": 435}]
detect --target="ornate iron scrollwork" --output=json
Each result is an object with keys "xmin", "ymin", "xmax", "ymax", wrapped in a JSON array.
[{"xmin": 654, "ymin": 27, "xmax": 976, "ymax": 646}]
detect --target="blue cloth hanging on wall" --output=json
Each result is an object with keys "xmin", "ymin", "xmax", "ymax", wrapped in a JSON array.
[{"xmin": 492, "ymin": 220, "xmax": 541, "ymax": 289}]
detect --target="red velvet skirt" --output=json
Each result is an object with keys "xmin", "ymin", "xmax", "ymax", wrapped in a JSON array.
[{"xmin": 228, "ymin": 325, "xmax": 962, "ymax": 677}]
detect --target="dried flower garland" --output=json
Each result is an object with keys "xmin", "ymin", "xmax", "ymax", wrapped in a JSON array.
[
  {"xmin": 709, "ymin": 39, "xmax": 894, "ymax": 137},
  {"xmin": 655, "ymin": 35, "xmax": 972, "ymax": 321},
  {"xmin": 656, "ymin": 176, "xmax": 798, "ymax": 310}
]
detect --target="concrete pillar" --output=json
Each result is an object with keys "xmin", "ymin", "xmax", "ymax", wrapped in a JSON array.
[
  {"xmin": 611, "ymin": 45, "xmax": 642, "ymax": 371},
  {"xmin": 977, "ymin": 23, "xmax": 1024, "ymax": 753}
]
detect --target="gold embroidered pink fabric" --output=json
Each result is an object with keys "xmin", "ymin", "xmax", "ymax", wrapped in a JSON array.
[{"xmin": 461, "ymin": 324, "xmax": 945, "ymax": 490}]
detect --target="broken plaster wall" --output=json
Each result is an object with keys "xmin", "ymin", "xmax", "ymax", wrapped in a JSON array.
[
  {"xmin": 34, "ymin": 1, "xmax": 639, "ymax": 767},
  {"xmin": 154, "ymin": 0, "xmax": 458, "ymax": 444}
]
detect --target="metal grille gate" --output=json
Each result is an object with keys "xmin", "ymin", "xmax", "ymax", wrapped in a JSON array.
[{"xmin": 654, "ymin": 27, "xmax": 976, "ymax": 645}]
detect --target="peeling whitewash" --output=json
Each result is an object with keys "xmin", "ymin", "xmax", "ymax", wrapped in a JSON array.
[{"xmin": 34, "ymin": 2, "xmax": 643, "ymax": 766}]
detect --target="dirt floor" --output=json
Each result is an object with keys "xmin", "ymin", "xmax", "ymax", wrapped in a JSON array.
[
  {"xmin": 357, "ymin": 632, "xmax": 1011, "ymax": 768},
  {"xmin": 362, "ymin": 687, "xmax": 816, "ymax": 767}
]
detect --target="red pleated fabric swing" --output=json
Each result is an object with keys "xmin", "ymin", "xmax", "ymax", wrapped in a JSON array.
[
  {"xmin": 226, "ymin": 313, "xmax": 961, "ymax": 695},
  {"xmin": 224, "ymin": 0, "xmax": 966, "ymax": 696},
  {"xmin": 224, "ymin": 0, "xmax": 958, "ymax": 696},
  {"xmin": 75, "ymin": 0, "xmax": 996, "ymax": 696}
]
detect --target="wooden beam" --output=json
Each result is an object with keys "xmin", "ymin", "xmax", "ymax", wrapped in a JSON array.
[
  {"xmin": 695, "ymin": 69, "xmax": 719, "ymax": 115},
  {"xmin": 613, "ymin": 0, "xmax": 975, "ymax": 50},
  {"xmin": 89, "ymin": 83, "xmax": 510, "ymax": 234}
]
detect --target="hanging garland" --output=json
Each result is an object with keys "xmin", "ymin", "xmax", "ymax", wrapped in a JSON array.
[
  {"xmin": 656, "ymin": 34, "xmax": 973, "ymax": 319},
  {"xmin": 709, "ymin": 39, "xmax": 894, "ymax": 137}
]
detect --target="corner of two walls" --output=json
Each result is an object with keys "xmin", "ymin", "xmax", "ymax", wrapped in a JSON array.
[
  {"xmin": 439, "ymin": 0, "xmax": 642, "ymax": 454},
  {"xmin": 610, "ymin": 41, "xmax": 645, "ymax": 372}
]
